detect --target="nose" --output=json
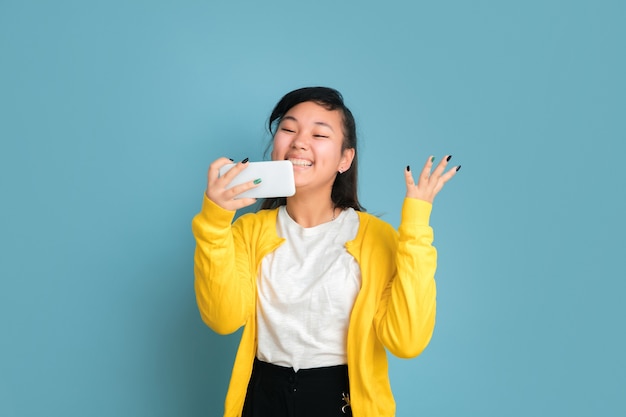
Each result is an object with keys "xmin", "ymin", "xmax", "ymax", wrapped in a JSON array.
[{"xmin": 291, "ymin": 131, "xmax": 308, "ymax": 150}]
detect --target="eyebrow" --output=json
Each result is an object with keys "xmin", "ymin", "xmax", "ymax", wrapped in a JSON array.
[{"xmin": 281, "ymin": 116, "xmax": 335, "ymax": 132}]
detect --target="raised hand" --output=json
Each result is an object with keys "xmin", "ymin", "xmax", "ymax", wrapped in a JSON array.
[
  {"xmin": 205, "ymin": 157, "xmax": 260, "ymax": 211},
  {"xmin": 404, "ymin": 155, "xmax": 460, "ymax": 203}
]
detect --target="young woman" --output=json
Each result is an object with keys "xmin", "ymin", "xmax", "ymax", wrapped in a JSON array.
[{"xmin": 192, "ymin": 87, "xmax": 459, "ymax": 417}]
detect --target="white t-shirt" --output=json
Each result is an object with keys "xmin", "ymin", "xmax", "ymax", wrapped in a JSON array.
[{"xmin": 256, "ymin": 206, "xmax": 361, "ymax": 371}]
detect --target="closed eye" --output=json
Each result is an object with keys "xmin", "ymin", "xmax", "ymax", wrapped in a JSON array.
[
  {"xmin": 313, "ymin": 134, "xmax": 329, "ymax": 138},
  {"xmin": 281, "ymin": 128, "xmax": 295, "ymax": 133}
]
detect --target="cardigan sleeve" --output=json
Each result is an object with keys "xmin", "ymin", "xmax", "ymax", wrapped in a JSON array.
[
  {"xmin": 191, "ymin": 195, "xmax": 256, "ymax": 335},
  {"xmin": 374, "ymin": 198, "xmax": 438, "ymax": 358}
]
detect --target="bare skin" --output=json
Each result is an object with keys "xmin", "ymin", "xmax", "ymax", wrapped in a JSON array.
[
  {"xmin": 405, "ymin": 155, "xmax": 459, "ymax": 204},
  {"xmin": 205, "ymin": 102, "xmax": 459, "ymax": 226},
  {"xmin": 205, "ymin": 154, "xmax": 458, "ymax": 220}
]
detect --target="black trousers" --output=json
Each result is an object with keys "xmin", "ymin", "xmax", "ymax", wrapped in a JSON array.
[{"xmin": 242, "ymin": 358, "xmax": 352, "ymax": 417}]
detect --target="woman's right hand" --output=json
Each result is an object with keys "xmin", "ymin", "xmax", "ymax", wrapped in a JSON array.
[{"xmin": 205, "ymin": 157, "xmax": 260, "ymax": 211}]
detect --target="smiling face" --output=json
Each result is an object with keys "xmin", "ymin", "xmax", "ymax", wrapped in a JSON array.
[{"xmin": 271, "ymin": 101, "xmax": 355, "ymax": 196}]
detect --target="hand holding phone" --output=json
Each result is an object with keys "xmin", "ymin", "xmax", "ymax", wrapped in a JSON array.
[{"xmin": 218, "ymin": 160, "xmax": 295, "ymax": 199}]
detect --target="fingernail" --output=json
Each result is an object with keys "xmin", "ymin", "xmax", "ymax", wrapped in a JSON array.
[
  {"xmin": 456, "ymin": 165, "xmax": 461, "ymax": 172},
  {"xmin": 447, "ymin": 155, "xmax": 452, "ymax": 162},
  {"xmin": 241, "ymin": 157, "xmax": 249, "ymax": 164},
  {"xmin": 406, "ymin": 165, "xmax": 410, "ymax": 172},
  {"xmin": 253, "ymin": 178, "xmax": 262, "ymax": 185},
  {"xmin": 228, "ymin": 158, "xmax": 234, "ymax": 162},
  {"xmin": 430, "ymin": 156, "xmax": 435, "ymax": 163}
]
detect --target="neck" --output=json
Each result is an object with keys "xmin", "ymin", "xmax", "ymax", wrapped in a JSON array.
[{"xmin": 285, "ymin": 194, "xmax": 336, "ymax": 228}]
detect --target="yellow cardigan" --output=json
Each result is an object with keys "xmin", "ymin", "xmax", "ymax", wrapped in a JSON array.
[{"xmin": 192, "ymin": 196, "xmax": 437, "ymax": 417}]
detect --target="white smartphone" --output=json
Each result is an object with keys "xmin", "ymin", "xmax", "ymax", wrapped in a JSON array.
[{"xmin": 218, "ymin": 160, "xmax": 296, "ymax": 199}]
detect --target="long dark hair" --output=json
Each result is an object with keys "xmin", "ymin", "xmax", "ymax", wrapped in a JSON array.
[{"xmin": 260, "ymin": 87, "xmax": 365, "ymax": 212}]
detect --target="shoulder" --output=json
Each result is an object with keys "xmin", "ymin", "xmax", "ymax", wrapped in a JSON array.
[
  {"xmin": 356, "ymin": 211, "xmax": 396, "ymax": 234},
  {"xmin": 232, "ymin": 207, "xmax": 279, "ymax": 235},
  {"xmin": 355, "ymin": 211, "xmax": 397, "ymax": 248}
]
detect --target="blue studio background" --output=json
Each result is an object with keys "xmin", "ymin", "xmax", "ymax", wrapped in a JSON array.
[{"xmin": 1, "ymin": 1, "xmax": 624, "ymax": 416}]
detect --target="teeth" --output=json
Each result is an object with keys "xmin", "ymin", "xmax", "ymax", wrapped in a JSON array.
[{"xmin": 289, "ymin": 158, "xmax": 312, "ymax": 167}]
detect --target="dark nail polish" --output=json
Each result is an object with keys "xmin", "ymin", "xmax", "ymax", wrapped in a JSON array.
[
  {"xmin": 406, "ymin": 165, "xmax": 410, "ymax": 172},
  {"xmin": 447, "ymin": 155, "xmax": 452, "ymax": 162},
  {"xmin": 253, "ymin": 178, "xmax": 262, "ymax": 185},
  {"xmin": 228, "ymin": 158, "xmax": 234, "ymax": 162},
  {"xmin": 241, "ymin": 157, "xmax": 249, "ymax": 164},
  {"xmin": 430, "ymin": 156, "xmax": 435, "ymax": 163},
  {"xmin": 456, "ymin": 165, "xmax": 461, "ymax": 172}
]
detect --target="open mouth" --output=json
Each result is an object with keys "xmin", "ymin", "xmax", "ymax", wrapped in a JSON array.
[{"xmin": 288, "ymin": 158, "xmax": 313, "ymax": 167}]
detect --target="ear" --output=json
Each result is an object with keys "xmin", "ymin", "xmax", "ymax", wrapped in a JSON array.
[{"xmin": 338, "ymin": 147, "xmax": 355, "ymax": 173}]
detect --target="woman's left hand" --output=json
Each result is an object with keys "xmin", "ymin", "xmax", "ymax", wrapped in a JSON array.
[{"xmin": 405, "ymin": 155, "xmax": 460, "ymax": 204}]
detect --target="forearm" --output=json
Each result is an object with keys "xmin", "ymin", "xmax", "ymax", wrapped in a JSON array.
[
  {"xmin": 377, "ymin": 198, "xmax": 438, "ymax": 358},
  {"xmin": 192, "ymin": 196, "xmax": 255, "ymax": 334}
]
